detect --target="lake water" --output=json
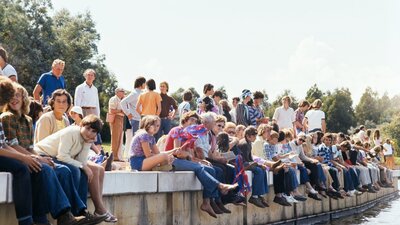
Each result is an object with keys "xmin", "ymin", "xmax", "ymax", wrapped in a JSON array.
[{"xmin": 328, "ymin": 181, "xmax": 400, "ymax": 225}]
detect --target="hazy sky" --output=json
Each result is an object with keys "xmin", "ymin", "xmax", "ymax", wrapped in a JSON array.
[{"xmin": 52, "ymin": 0, "xmax": 400, "ymax": 104}]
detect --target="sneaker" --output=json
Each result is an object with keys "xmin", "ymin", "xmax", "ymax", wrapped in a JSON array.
[
  {"xmin": 354, "ymin": 190, "xmax": 363, "ymax": 195},
  {"xmin": 78, "ymin": 210, "xmax": 107, "ymax": 225},
  {"xmin": 273, "ymin": 196, "xmax": 292, "ymax": 206},
  {"xmin": 94, "ymin": 211, "xmax": 118, "ymax": 223},
  {"xmin": 283, "ymin": 194, "xmax": 299, "ymax": 204},
  {"xmin": 248, "ymin": 196, "xmax": 266, "ymax": 208}
]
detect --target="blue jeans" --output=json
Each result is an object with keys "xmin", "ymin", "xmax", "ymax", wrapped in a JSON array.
[
  {"xmin": 342, "ymin": 168, "xmax": 355, "ymax": 192},
  {"xmin": 155, "ymin": 118, "xmax": 172, "ymax": 141},
  {"xmin": 285, "ymin": 167, "xmax": 299, "ymax": 194},
  {"xmin": 329, "ymin": 167, "xmax": 340, "ymax": 191},
  {"xmin": 172, "ymin": 159, "xmax": 220, "ymax": 198},
  {"xmin": 298, "ymin": 165, "xmax": 310, "ymax": 184},
  {"xmin": 349, "ymin": 167, "xmax": 360, "ymax": 188},
  {"xmin": 249, "ymin": 166, "xmax": 268, "ymax": 196},
  {"xmin": 53, "ymin": 160, "xmax": 88, "ymax": 215},
  {"xmin": 130, "ymin": 119, "xmax": 140, "ymax": 136},
  {"xmin": 317, "ymin": 164, "xmax": 327, "ymax": 183},
  {"xmin": 0, "ymin": 157, "xmax": 33, "ymax": 225},
  {"xmin": 31, "ymin": 164, "xmax": 71, "ymax": 222}
]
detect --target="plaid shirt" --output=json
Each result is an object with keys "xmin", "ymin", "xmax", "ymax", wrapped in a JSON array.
[
  {"xmin": 0, "ymin": 122, "xmax": 6, "ymax": 149},
  {"xmin": 0, "ymin": 111, "xmax": 33, "ymax": 150}
]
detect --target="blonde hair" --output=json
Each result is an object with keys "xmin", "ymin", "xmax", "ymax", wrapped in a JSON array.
[
  {"xmin": 4, "ymin": 83, "xmax": 30, "ymax": 115},
  {"xmin": 215, "ymin": 115, "xmax": 227, "ymax": 124},
  {"xmin": 257, "ymin": 124, "xmax": 271, "ymax": 136},
  {"xmin": 52, "ymin": 59, "xmax": 65, "ymax": 68},
  {"xmin": 139, "ymin": 115, "xmax": 161, "ymax": 132}
]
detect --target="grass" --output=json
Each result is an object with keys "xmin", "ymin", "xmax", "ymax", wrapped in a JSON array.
[
  {"xmin": 102, "ymin": 142, "xmax": 111, "ymax": 153},
  {"xmin": 395, "ymin": 157, "xmax": 400, "ymax": 168}
]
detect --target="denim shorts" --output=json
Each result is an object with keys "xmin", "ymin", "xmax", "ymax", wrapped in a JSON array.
[{"xmin": 130, "ymin": 156, "xmax": 145, "ymax": 171}]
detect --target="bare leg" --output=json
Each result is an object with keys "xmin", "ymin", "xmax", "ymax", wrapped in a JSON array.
[
  {"xmin": 87, "ymin": 161, "xmax": 107, "ymax": 214},
  {"xmin": 141, "ymin": 153, "xmax": 172, "ymax": 171}
]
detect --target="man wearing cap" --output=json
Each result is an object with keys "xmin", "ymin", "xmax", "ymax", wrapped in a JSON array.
[
  {"xmin": 236, "ymin": 89, "xmax": 252, "ymax": 126},
  {"xmin": 74, "ymin": 69, "xmax": 100, "ymax": 117},
  {"xmin": 108, "ymin": 88, "xmax": 125, "ymax": 161},
  {"xmin": 33, "ymin": 59, "xmax": 66, "ymax": 106},
  {"xmin": 0, "ymin": 47, "xmax": 18, "ymax": 82}
]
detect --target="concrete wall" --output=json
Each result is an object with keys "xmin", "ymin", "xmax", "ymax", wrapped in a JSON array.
[{"xmin": 0, "ymin": 171, "xmax": 399, "ymax": 225}]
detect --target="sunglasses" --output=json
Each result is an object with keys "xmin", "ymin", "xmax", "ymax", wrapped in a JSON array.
[
  {"xmin": 299, "ymin": 138, "xmax": 305, "ymax": 142},
  {"xmin": 217, "ymin": 124, "xmax": 225, "ymax": 128}
]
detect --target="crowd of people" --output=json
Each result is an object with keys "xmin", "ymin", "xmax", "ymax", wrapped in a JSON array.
[{"xmin": 0, "ymin": 45, "xmax": 397, "ymax": 224}]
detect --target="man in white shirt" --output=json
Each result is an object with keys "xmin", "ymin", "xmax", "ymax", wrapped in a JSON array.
[
  {"xmin": 120, "ymin": 76, "xmax": 146, "ymax": 135},
  {"xmin": 74, "ymin": 69, "xmax": 100, "ymax": 116},
  {"xmin": 272, "ymin": 96, "xmax": 296, "ymax": 135},
  {"xmin": 0, "ymin": 47, "xmax": 18, "ymax": 82}
]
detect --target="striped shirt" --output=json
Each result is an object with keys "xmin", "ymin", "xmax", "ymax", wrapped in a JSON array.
[
  {"xmin": 249, "ymin": 105, "xmax": 264, "ymax": 126},
  {"xmin": 317, "ymin": 144, "xmax": 334, "ymax": 166}
]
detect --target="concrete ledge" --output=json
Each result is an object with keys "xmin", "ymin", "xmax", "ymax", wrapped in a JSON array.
[
  {"xmin": 0, "ymin": 173, "xmax": 9, "ymax": 203},
  {"xmin": 158, "ymin": 171, "xmax": 202, "ymax": 192},
  {"xmin": 103, "ymin": 171, "xmax": 158, "ymax": 195}
]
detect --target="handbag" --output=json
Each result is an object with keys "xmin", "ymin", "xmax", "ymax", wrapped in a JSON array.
[{"xmin": 106, "ymin": 113, "xmax": 115, "ymax": 123}]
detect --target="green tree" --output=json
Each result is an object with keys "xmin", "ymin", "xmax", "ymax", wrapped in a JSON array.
[
  {"xmin": 170, "ymin": 87, "xmax": 200, "ymax": 110},
  {"xmin": 0, "ymin": 0, "xmax": 118, "ymax": 141},
  {"xmin": 355, "ymin": 87, "xmax": 380, "ymax": 125},
  {"xmin": 322, "ymin": 88, "xmax": 356, "ymax": 133},
  {"xmin": 305, "ymin": 84, "xmax": 324, "ymax": 103},
  {"xmin": 381, "ymin": 113, "xmax": 400, "ymax": 156}
]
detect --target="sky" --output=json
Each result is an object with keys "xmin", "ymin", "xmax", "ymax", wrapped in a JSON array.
[{"xmin": 51, "ymin": 0, "xmax": 400, "ymax": 104}]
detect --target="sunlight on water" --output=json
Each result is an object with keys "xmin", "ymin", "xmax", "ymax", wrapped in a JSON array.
[{"xmin": 327, "ymin": 181, "xmax": 400, "ymax": 225}]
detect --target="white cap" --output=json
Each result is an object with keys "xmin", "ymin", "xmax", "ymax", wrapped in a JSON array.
[{"xmin": 70, "ymin": 106, "xmax": 83, "ymax": 116}]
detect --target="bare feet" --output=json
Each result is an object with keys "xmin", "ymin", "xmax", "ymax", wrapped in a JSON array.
[
  {"xmin": 218, "ymin": 183, "xmax": 239, "ymax": 195},
  {"xmin": 200, "ymin": 202, "xmax": 217, "ymax": 218}
]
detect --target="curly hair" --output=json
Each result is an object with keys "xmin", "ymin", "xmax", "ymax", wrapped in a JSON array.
[{"xmin": 0, "ymin": 76, "xmax": 15, "ymax": 106}]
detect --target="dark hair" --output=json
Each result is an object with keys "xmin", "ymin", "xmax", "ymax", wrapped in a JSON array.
[
  {"xmin": 146, "ymin": 79, "xmax": 156, "ymax": 91},
  {"xmin": 134, "ymin": 76, "xmax": 146, "ymax": 88},
  {"xmin": 338, "ymin": 132, "xmax": 346, "ymax": 140},
  {"xmin": 232, "ymin": 97, "xmax": 240, "ymax": 102},
  {"xmin": 253, "ymin": 91, "xmax": 264, "ymax": 100},
  {"xmin": 80, "ymin": 114, "xmax": 103, "ymax": 133},
  {"xmin": 278, "ymin": 131, "xmax": 285, "ymax": 142},
  {"xmin": 244, "ymin": 126, "xmax": 257, "ymax": 139},
  {"xmin": 0, "ymin": 47, "xmax": 8, "ymax": 63},
  {"xmin": 339, "ymin": 141, "xmax": 351, "ymax": 151},
  {"xmin": 373, "ymin": 129, "xmax": 380, "ymax": 140},
  {"xmin": 219, "ymin": 99, "xmax": 231, "ymax": 112},
  {"xmin": 203, "ymin": 83, "xmax": 214, "ymax": 95},
  {"xmin": 359, "ymin": 125, "xmax": 365, "ymax": 130},
  {"xmin": 0, "ymin": 76, "xmax": 15, "ymax": 105},
  {"xmin": 217, "ymin": 132, "xmax": 230, "ymax": 153},
  {"xmin": 202, "ymin": 96, "xmax": 214, "ymax": 112},
  {"xmin": 28, "ymin": 98, "xmax": 43, "ymax": 124},
  {"xmin": 212, "ymin": 90, "xmax": 223, "ymax": 98},
  {"xmin": 271, "ymin": 122, "xmax": 279, "ymax": 133},
  {"xmin": 48, "ymin": 89, "xmax": 72, "ymax": 111},
  {"xmin": 182, "ymin": 90, "xmax": 193, "ymax": 101},
  {"xmin": 298, "ymin": 99, "xmax": 310, "ymax": 107},
  {"xmin": 246, "ymin": 98, "xmax": 254, "ymax": 107},
  {"xmin": 315, "ymin": 131, "xmax": 324, "ymax": 145}
]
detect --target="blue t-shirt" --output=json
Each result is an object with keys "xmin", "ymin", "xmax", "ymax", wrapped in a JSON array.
[{"xmin": 37, "ymin": 71, "xmax": 66, "ymax": 105}]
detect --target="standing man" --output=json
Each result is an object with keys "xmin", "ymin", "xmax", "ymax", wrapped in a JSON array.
[
  {"xmin": 108, "ymin": 88, "xmax": 126, "ymax": 161},
  {"xmin": 236, "ymin": 89, "xmax": 252, "ymax": 126},
  {"xmin": 74, "ymin": 69, "xmax": 100, "ymax": 117},
  {"xmin": 0, "ymin": 47, "xmax": 18, "ymax": 82},
  {"xmin": 120, "ymin": 76, "xmax": 146, "ymax": 135},
  {"xmin": 155, "ymin": 81, "xmax": 177, "ymax": 141},
  {"xmin": 33, "ymin": 59, "xmax": 66, "ymax": 106},
  {"xmin": 272, "ymin": 96, "xmax": 296, "ymax": 136}
]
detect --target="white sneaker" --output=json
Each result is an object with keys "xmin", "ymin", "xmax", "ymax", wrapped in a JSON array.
[
  {"xmin": 283, "ymin": 194, "xmax": 299, "ymax": 203},
  {"xmin": 347, "ymin": 191, "xmax": 355, "ymax": 197}
]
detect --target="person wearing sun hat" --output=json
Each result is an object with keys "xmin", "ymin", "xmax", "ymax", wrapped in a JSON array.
[
  {"xmin": 69, "ymin": 106, "xmax": 84, "ymax": 125},
  {"xmin": 235, "ymin": 89, "xmax": 252, "ymax": 126}
]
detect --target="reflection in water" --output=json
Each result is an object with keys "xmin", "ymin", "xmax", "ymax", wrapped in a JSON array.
[{"xmin": 325, "ymin": 181, "xmax": 399, "ymax": 225}]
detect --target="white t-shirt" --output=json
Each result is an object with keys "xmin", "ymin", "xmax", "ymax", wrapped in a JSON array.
[
  {"xmin": 383, "ymin": 143, "xmax": 393, "ymax": 155},
  {"xmin": 305, "ymin": 109, "xmax": 325, "ymax": 131},
  {"xmin": 2, "ymin": 64, "xmax": 18, "ymax": 81},
  {"xmin": 272, "ymin": 106, "xmax": 295, "ymax": 130}
]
